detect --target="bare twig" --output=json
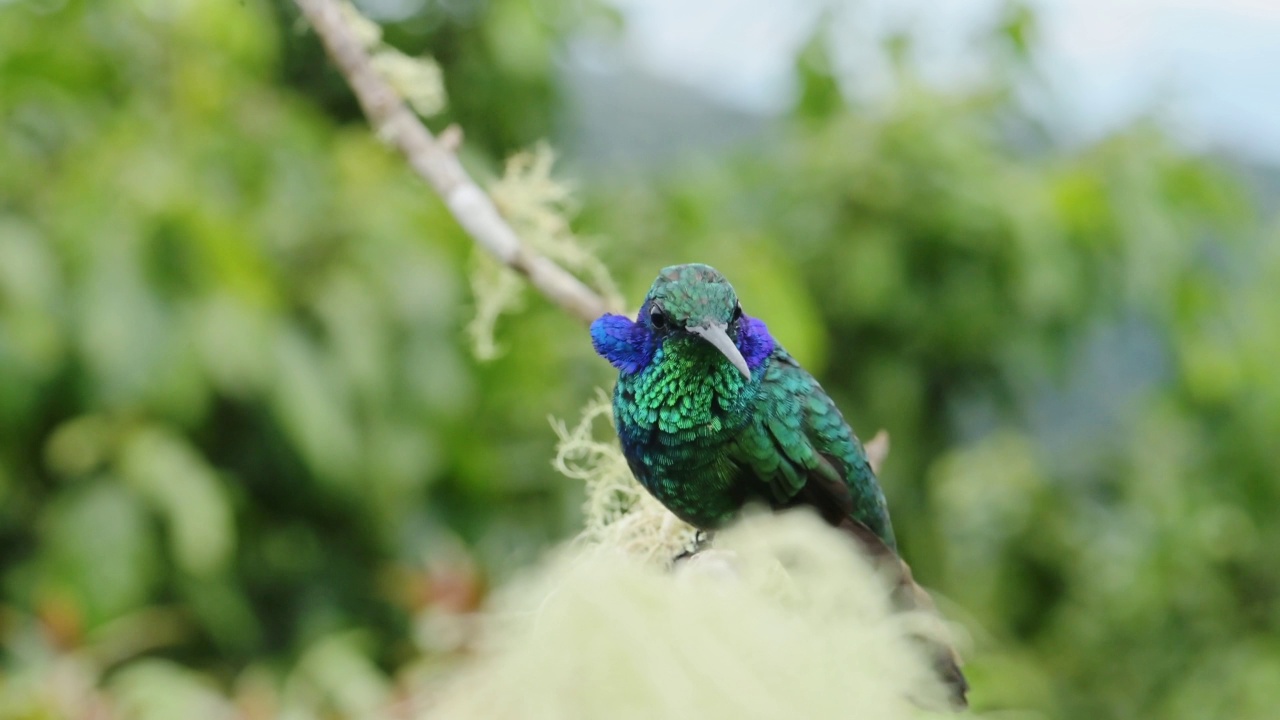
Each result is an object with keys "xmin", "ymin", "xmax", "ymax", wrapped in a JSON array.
[{"xmin": 293, "ymin": 0, "xmax": 613, "ymax": 324}]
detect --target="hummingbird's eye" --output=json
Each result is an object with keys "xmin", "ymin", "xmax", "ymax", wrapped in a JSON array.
[
  {"xmin": 649, "ymin": 305, "xmax": 668, "ymax": 329},
  {"xmin": 731, "ymin": 303, "xmax": 743, "ymax": 322}
]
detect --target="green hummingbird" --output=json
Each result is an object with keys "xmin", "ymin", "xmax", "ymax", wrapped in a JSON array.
[{"xmin": 591, "ymin": 263, "xmax": 968, "ymax": 709}]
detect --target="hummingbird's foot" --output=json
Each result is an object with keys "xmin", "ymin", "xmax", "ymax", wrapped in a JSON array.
[{"xmin": 672, "ymin": 529, "xmax": 717, "ymax": 565}]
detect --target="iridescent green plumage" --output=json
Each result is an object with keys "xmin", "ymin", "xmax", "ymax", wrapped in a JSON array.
[
  {"xmin": 611, "ymin": 333, "xmax": 758, "ymax": 527},
  {"xmin": 592, "ymin": 263, "xmax": 894, "ymax": 548},
  {"xmin": 590, "ymin": 263, "xmax": 967, "ymax": 709}
]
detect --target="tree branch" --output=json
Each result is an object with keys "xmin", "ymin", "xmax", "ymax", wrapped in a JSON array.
[{"xmin": 293, "ymin": 0, "xmax": 613, "ymax": 325}]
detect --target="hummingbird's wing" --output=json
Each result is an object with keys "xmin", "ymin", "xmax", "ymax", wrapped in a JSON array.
[
  {"xmin": 737, "ymin": 348, "xmax": 897, "ymax": 549},
  {"xmin": 737, "ymin": 350, "xmax": 968, "ymax": 710}
]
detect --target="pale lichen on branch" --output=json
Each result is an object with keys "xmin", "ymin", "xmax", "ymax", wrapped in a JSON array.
[{"xmin": 471, "ymin": 144, "xmax": 623, "ymax": 357}]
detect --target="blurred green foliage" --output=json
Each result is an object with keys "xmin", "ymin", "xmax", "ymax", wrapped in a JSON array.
[{"xmin": 1, "ymin": 0, "xmax": 1277, "ymax": 718}]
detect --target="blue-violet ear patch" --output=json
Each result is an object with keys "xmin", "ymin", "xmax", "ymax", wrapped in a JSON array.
[{"xmin": 590, "ymin": 314, "xmax": 652, "ymax": 375}]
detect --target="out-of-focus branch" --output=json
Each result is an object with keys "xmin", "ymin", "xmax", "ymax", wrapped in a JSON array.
[
  {"xmin": 864, "ymin": 430, "xmax": 890, "ymax": 476},
  {"xmin": 293, "ymin": 0, "xmax": 613, "ymax": 324}
]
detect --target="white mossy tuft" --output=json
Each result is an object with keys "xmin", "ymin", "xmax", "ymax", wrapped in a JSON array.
[
  {"xmin": 426, "ymin": 397, "xmax": 955, "ymax": 718},
  {"xmin": 551, "ymin": 389, "xmax": 700, "ymax": 563},
  {"xmin": 371, "ymin": 48, "xmax": 446, "ymax": 118},
  {"xmin": 466, "ymin": 255, "xmax": 527, "ymax": 361},
  {"xmin": 429, "ymin": 513, "xmax": 945, "ymax": 719},
  {"xmin": 340, "ymin": 2, "xmax": 446, "ymax": 119},
  {"xmin": 339, "ymin": 1, "xmax": 383, "ymax": 48}
]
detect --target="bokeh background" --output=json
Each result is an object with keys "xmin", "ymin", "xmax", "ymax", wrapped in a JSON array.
[{"xmin": 2, "ymin": 0, "xmax": 1278, "ymax": 718}]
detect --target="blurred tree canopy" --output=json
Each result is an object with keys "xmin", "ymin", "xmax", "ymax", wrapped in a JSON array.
[{"xmin": 1, "ymin": 0, "xmax": 1276, "ymax": 718}]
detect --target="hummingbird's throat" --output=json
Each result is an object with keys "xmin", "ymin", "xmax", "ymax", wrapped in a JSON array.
[{"xmin": 657, "ymin": 339, "xmax": 754, "ymax": 406}]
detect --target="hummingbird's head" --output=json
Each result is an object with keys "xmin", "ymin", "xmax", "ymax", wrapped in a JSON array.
[{"xmin": 591, "ymin": 263, "xmax": 774, "ymax": 378}]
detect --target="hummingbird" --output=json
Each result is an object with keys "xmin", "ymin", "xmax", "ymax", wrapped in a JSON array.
[{"xmin": 590, "ymin": 263, "xmax": 968, "ymax": 710}]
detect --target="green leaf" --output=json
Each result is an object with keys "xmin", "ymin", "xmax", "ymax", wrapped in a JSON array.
[
  {"xmin": 38, "ymin": 482, "xmax": 160, "ymax": 625},
  {"xmin": 118, "ymin": 427, "xmax": 235, "ymax": 577}
]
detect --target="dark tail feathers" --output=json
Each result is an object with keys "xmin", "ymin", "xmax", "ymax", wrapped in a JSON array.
[{"xmin": 839, "ymin": 518, "xmax": 969, "ymax": 711}]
